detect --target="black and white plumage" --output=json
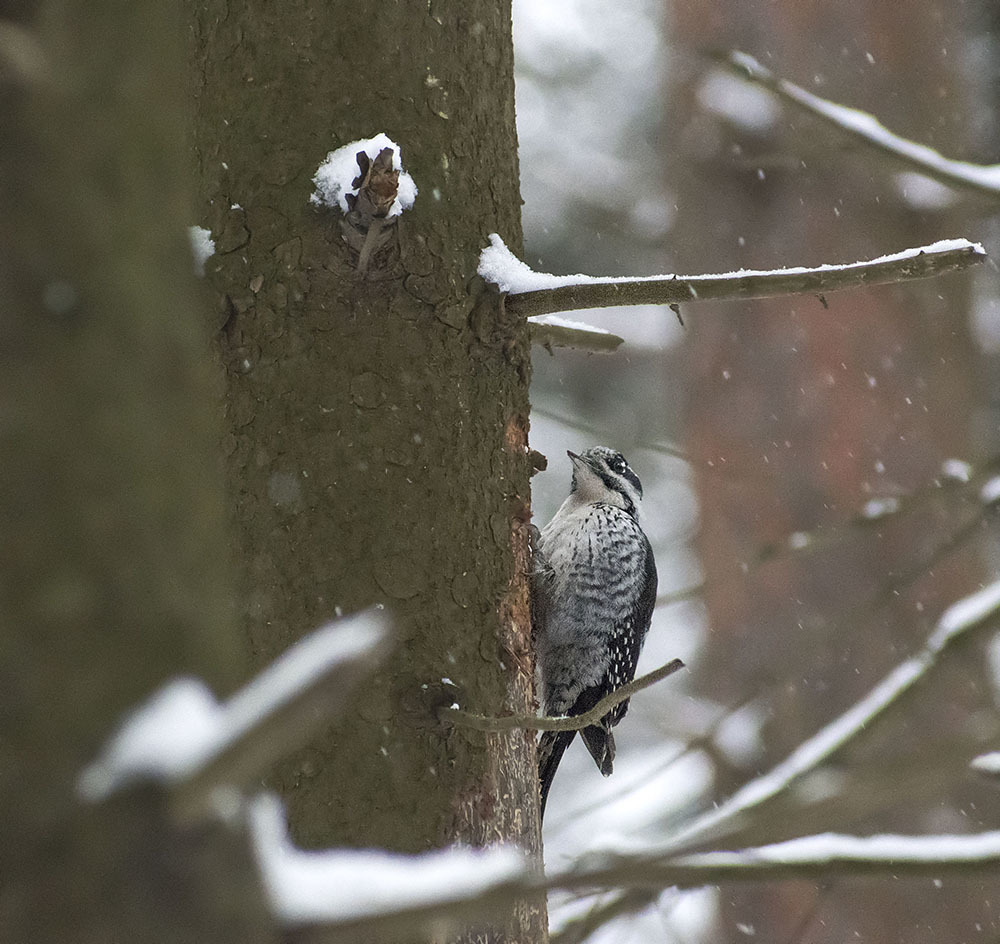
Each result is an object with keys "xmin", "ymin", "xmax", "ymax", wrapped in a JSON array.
[{"xmin": 533, "ymin": 446, "xmax": 658, "ymax": 819}]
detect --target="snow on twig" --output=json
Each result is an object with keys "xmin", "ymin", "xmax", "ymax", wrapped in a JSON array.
[
  {"xmin": 677, "ymin": 830, "xmax": 1000, "ymax": 868},
  {"xmin": 971, "ymin": 752, "xmax": 1000, "ymax": 777},
  {"xmin": 79, "ymin": 611, "xmax": 391, "ymax": 820},
  {"xmin": 478, "ymin": 233, "xmax": 985, "ymax": 320},
  {"xmin": 554, "ymin": 830, "xmax": 1000, "ymax": 891},
  {"xmin": 721, "ymin": 50, "xmax": 1000, "ymax": 198}
]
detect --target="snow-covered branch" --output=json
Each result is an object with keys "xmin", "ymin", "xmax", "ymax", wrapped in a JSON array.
[
  {"xmin": 721, "ymin": 50, "xmax": 1000, "ymax": 198},
  {"xmin": 479, "ymin": 234, "xmax": 985, "ymax": 320},
  {"xmin": 79, "ymin": 611, "xmax": 391, "ymax": 822},
  {"xmin": 644, "ymin": 578, "xmax": 1000, "ymax": 855},
  {"xmin": 258, "ymin": 823, "xmax": 1000, "ymax": 936},
  {"xmin": 440, "ymin": 657, "xmax": 685, "ymax": 733},
  {"xmin": 556, "ymin": 830, "xmax": 1000, "ymax": 891},
  {"xmin": 251, "ymin": 794, "xmax": 531, "ymax": 935}
]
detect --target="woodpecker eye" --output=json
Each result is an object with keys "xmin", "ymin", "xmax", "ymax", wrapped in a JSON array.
[{"xmin": 609, "ymin": 454, "xmax": 627, "ymax": 474}]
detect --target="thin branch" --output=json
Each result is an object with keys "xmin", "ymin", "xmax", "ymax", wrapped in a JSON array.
[
  {"xmin": 720, "ymin": 49, "xmax": 1000, "ymax": 199},
  {"xmin": 530, "ymin": 403, "xmax": 688, "ymax": 461},
  {"xmin": 656, "ymin": 582, "xmax": 705, "ymax": 608},
  {"xmin": 556, "ymin": 830, "xmax": 1000, "ymax": 892},
  {"xmin": 530, "ymin": 319, "xmax": 624, "ymax": 354},
  {"xmin": 440, "ymin": 658, "xmax": 685, "ymax": 733},
  {"xmin": 498, "ymin": 239, "xmax": 984, "ymax": 320},
  {"xmin": 550, "ymin": 889, "xmax": 653, "ymax": 944},
  {"xmin": 547, "ymin": 692, "xmax": 759, "ymax": 836},
  {"xmin": 754, "ymin": 454, "xmax": 1000, "ymax": 566}
]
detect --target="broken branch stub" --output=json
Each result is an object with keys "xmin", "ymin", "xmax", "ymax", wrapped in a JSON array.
[
  {"xmin": 348, "ymin": 147, "xmax": 400, "ymax": 219},
  {"xmin": 342, "ymin": 147, "xmax": 399, "ymax": 273}
]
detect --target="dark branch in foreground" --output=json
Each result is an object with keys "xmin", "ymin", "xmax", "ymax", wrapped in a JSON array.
[
  {"xmin": 440, "ymin": 658, "xmax": 685, "ymax": 733},
  {"xmin": 504, "ymin": 242, "xmax": 985, "ymax": 320},
  {"xmin": 719, "ymin": 49, "xmax": 1000, "ymax": 199}
]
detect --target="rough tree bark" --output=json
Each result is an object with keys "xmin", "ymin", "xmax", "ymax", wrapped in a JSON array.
[
  {"xmin": 0, "ymin": 2, "xmax": 270, "ymax": 942},
  {"xmin": 186, "ymin": 1, "xmax": 545, "ymax": 940}
]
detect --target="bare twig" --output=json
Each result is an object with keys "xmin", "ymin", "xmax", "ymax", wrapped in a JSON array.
[
  {"xmin": 502, "ymin": 241, "xmax": 985, "ymax": 320},
  {"xmin": 546, "ymin": 692, "xmax": 759, "ymax": 837},
  {"xmin": 440, "ymin": 658, "xmax": 685, "ymax": 733},
  {"xmin": 530, "ymin": 319, "xmax": 625, "ymax": 354},
  {"xmin": 550, "ymin": 889, "xmax": 653, "ymax": 944},
  {"xmin": 530, "ymin": 403, "xmax": 688, "ymax": 461},
  {"xmin": 655, "ymin": 583, "xmax": 705, "ymax": 609},
  {"xmin": 754, "ymin": 454, "xmax": 1000, "ymax": 566},
  {"xmin": 719, "ymin": 50, "xmax": 1000, "ymax": 199}
]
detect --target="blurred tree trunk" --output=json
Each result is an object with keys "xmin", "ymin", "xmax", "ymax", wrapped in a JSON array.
[
  {"xmin": 0, "ymin": 2, "xmax": 271, "ymax": 942},
  {"xmin": 186, "ymin": 1, "xmax": 546, "ymax": 940},
  {"xmin": 671, "ymin": 2, "xmax": 1000, "ymax": 941}
]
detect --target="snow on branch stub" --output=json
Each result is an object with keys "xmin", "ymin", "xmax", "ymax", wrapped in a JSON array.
[
  {"xmin": 79, "ymin": 610, "xmax": 392, "ymax": 823},
  {"xmin": 311, "ymin": 133, "xmax": 417, "ymax": 275}
]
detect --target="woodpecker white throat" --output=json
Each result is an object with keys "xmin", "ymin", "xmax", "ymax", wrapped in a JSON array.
[{"xmin": 533, "ymin": 446, "xmax": 658, "ymax": 819}]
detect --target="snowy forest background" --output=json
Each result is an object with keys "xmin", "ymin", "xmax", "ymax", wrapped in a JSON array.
[
  {"xmin": 522, "ymin": 0, "xmax": 1000, "ymax": 941},
  {"xmin": 6, "ymin": 0, "xmax": 1000, "ymax": 942}
]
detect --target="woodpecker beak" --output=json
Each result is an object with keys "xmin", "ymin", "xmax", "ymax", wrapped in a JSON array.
[{"xmin": 567, "ymin": 450, "xmax": 588, "ymax": 475}]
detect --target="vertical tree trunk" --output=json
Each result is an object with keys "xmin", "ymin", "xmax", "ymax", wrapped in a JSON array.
[
  {"xmin": 670, "ymin": 2, "xmax": 1000, "ymax": 941},
  {"xmin": 0, "ymin": 2, "xmax": 270, "ymax": 941},
  {"xmin": 186, "ymin": 1, "xmax": 545, "ymax": 939}
]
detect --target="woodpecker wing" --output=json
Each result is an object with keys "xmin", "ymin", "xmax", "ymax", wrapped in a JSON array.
[{"xmin": 605, "ymin": 529, "xmax": 658, "ymax": 728}]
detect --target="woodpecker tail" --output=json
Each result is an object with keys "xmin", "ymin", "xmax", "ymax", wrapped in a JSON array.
[
  {"xmin": 580, "ymin": 723, "xmax": 616, "ymax": 776},
  {"xmin": 538, "ymin": 729, "xmax": 576, "ymax": 820}
]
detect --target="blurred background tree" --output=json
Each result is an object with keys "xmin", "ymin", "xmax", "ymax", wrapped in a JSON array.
[{"xmin": 520, "ymin": 1, "xmax": 1000, "ymax": 941}]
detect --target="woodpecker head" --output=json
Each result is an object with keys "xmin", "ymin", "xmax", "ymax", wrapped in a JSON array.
[{"xmin": 567, "ymin": 446, "xmax": 643, "ymax": 516}]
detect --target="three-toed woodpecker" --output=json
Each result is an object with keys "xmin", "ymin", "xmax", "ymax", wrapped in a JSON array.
[{"xmin": 533, "ymin": 446, "xmax": 658, "ymax": 819}]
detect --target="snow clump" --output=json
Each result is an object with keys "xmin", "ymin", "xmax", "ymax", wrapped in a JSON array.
[
  {"xmin": 310, "ymin": 133, "xmax": 417, "ymax": 217},
  {"xmin": 188, "ymin": 225, "xmax": 215, "ymax": 276}
]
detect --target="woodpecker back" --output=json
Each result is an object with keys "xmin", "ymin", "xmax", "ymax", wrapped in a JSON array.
[{"xmin": 533, "ymin": 446, "xmax": 657, "ymax": 819}]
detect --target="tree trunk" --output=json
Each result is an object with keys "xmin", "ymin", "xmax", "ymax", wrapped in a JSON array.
[
  {"xmin": 0, "ymin": 2, "xmax": 270, "ymax": 941},
  {"xmin": 186, "ymin": 1, "xmax": 545, "ymax": 939}
]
